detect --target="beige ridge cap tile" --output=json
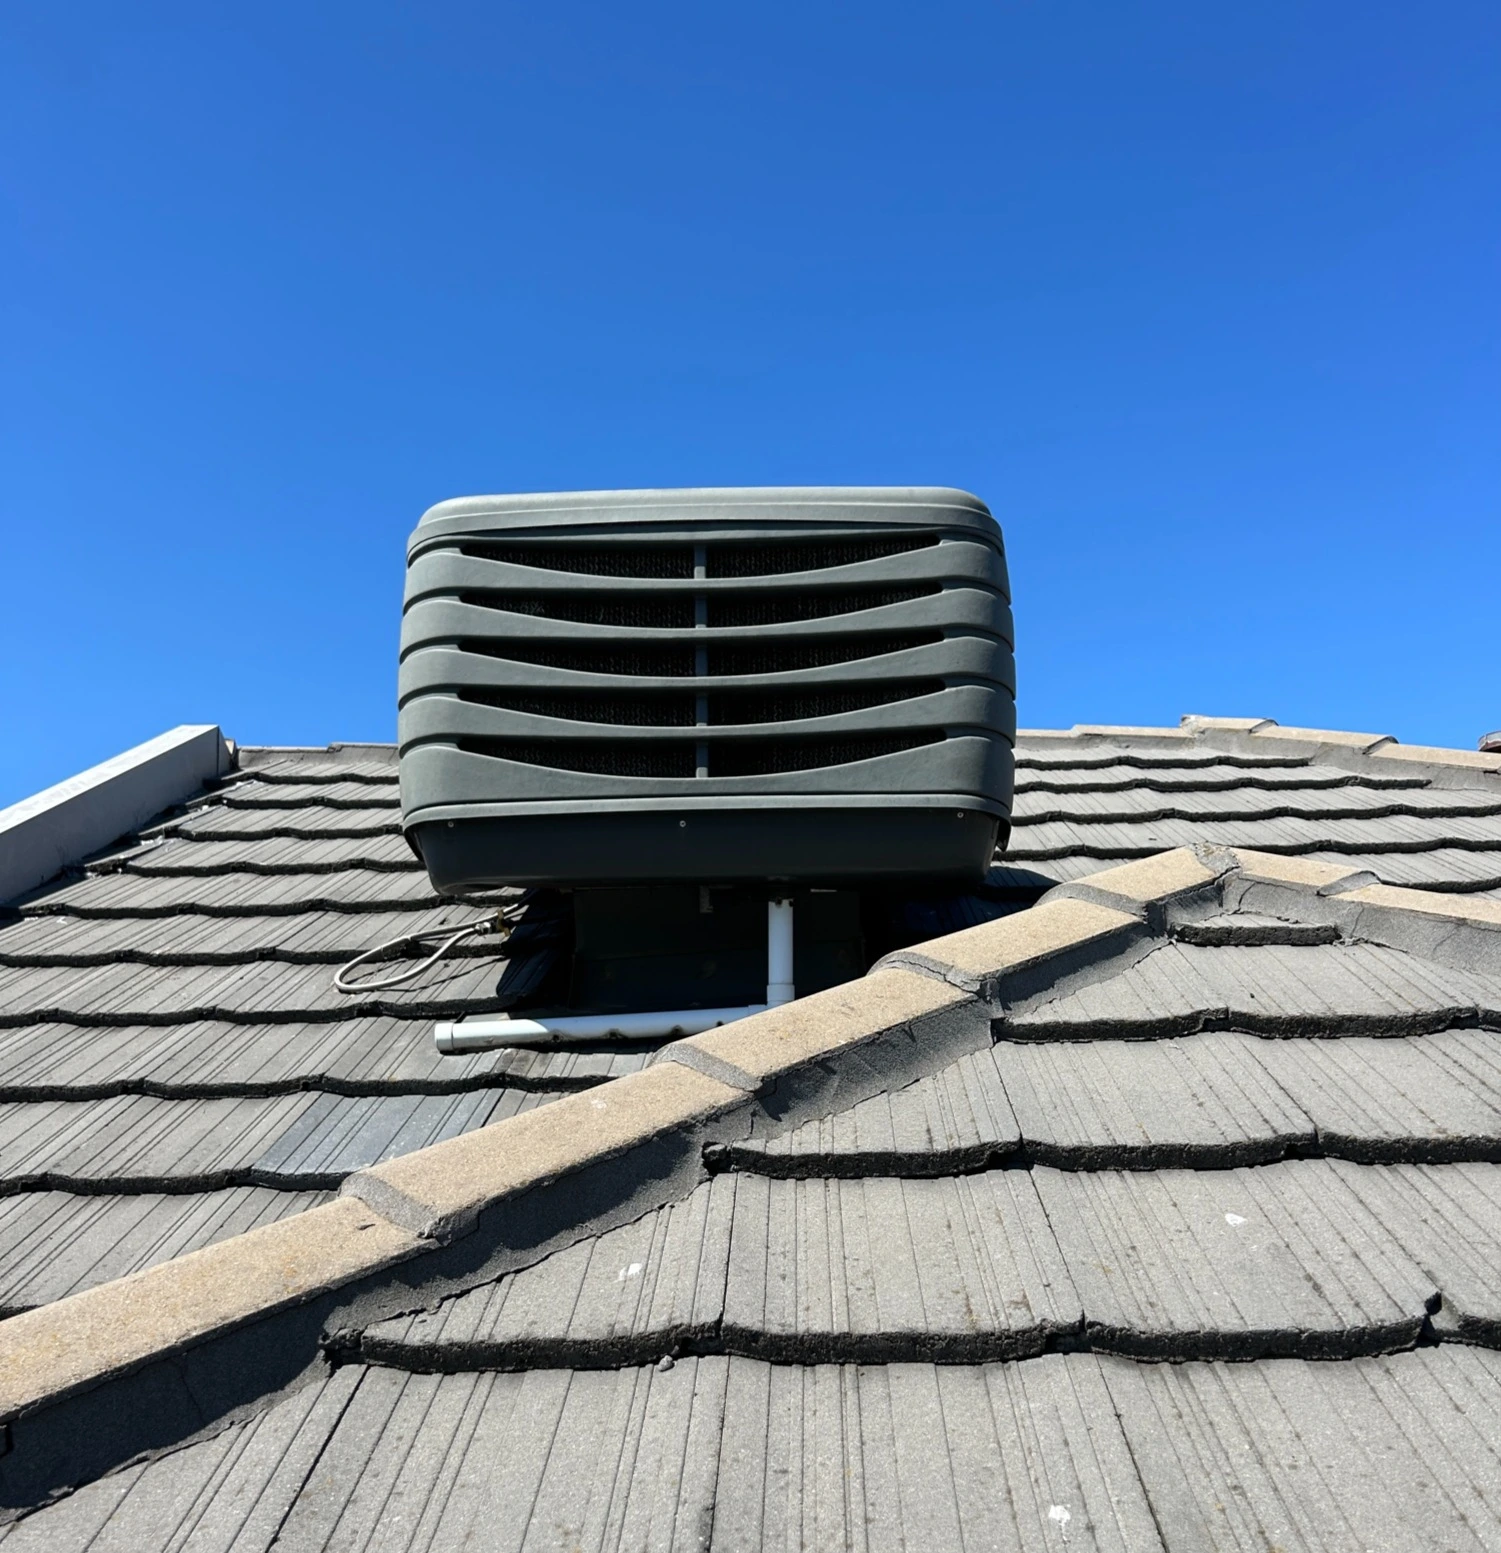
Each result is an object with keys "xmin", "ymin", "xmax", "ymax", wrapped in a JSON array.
[
  {"xmin": 1338, "ymin": 882, "xmax": 1501, "ymax": 930},
  {"xmin": 679, "ymin": 966, "xmax": 969, "ymax": 1083},
  {"xmin": 1226, "ymin": 849, "xmax": 1373, "ymax": 890},
  {"xmin": 1014, "ymin": 728, "xmax": 1077, "ymax": 740},
  {"xmin": 1179, "ymin": 715, "xmax": 1276, "ymax": 732},
  {"xmin": 1248, "ymin": 724, "xmax": 1394, "ymax": 751},
  {"xmin": 889, "ymin": 896, "xmax": 1140, "ymax": 986},
  {"xmin": 347, "ymin": 1062, "xmax": 744, "ymax": 1236},
  {"xmin": 1059, "ymin": 848, "xmax": 1222, "ymax": 903},
  {"xmin": 1069, "ymin": 723, "xmax": 1192, "ymax": 740},
  {"xmin": 1368, "ymin": 742, "xmax": 1501, "ymax": 774},
  {"xmin": 0, "ymin": 1196, "xmax": 419, "ymax": 1420}
]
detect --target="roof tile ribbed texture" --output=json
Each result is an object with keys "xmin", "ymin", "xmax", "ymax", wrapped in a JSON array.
[
  {"xmin": 1008, "ymin": 728, "xmax": 1501, "ymax": 892},
  {"xmin": 5, "ymin": 720, "xmax": 1501, "ymax": 1548},
  {"xmin": 0, "ymin": 749, "xmax": 627, "ymax": 1317}
]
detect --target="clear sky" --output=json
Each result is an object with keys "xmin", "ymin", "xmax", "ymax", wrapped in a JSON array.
[{"xmin": 2, "ymin": 3, "xmax": 1497, "ymax": 805}]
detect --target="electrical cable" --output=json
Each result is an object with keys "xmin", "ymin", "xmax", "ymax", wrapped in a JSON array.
[{"xmin": 333, "ymin": 908, "xmax": 516, "ymax": 994}]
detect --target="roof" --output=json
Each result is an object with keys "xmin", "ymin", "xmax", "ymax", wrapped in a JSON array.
[
  {"xmin": 1, "ymin": 716, "xmax": 1500, "ymax": 1548},
  {"xmin": 1009, "ymin": 715, "xmax": 1501, "ymax": 894}
]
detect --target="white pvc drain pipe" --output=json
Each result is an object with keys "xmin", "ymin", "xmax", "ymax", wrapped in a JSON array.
[
  {"xmin": 765, "ymin": 896, "xmax": 795, "ymax": 1006},
  {"xmin": 435, "ymin": 895, "xmax": 796, "ymax": 1053}
]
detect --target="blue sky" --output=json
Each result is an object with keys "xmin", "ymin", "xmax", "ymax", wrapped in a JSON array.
[{"xmin": 2, "ymin": 2, "xmax": 1497, "ymax": 805}]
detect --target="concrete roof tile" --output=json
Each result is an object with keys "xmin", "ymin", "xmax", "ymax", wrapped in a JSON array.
[
  {"xmin": 1015, "ymin": 757, "xmax": 1419, "ymax": 793},
  {"xmin": 999, "ymin": 1032, "xmax": 1313, "ymax": 1167},
  {"xmin": 0, "ymin": 1364, "xmax": 362, "ymax": 1553},
  {"xmin": 715, "ymin": 1043, "xmax": 1020, "ymax": 1174},
  {"xmin": 0, "ymin": 1188, "xmax": 329, "ymax": 1316},
  {"xmin": 5, "ymin": 727, "xmax": 1501, "ymax": 1538},
  {"xmin": 715, "ymin": 1355, "xmax": 1160, "ymax": 1553},
  {"xmin": 16, "ymin": 1346, "xmax": 1501, "ymax": 1552},
  {"xmin": 1007, "ymin": 939, "xmax": 1501, "ymax": 1038},
  {"xmin": 1101, "ymin": 1346, "xmax": 1501, "ymax": 1552},
  {"xmin": 360, "ymin": 1167, "xmax": 1081, "ymax": 1368},
  {"xmin": 1036, "ymin": 1161, "xmax": 1435, "ymax": 1357},
  {"xmin": 0, "ymin": 1092, "xmax": 318, "ymax": 1192}
]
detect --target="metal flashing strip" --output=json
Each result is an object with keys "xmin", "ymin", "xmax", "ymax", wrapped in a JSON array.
[{"xmin": 0, "ymin": 728, "xmax": 233, "ymax": 906}]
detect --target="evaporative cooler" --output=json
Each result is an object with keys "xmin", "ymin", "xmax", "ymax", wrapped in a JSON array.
[{"xmin": 396, "ymin": 487, "xmax": 1016, "ymax": 1046}]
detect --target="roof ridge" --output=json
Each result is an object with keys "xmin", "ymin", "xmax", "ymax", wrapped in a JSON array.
[{"xmin": 1014, "ymin": 715, "xmax": 1501, "ymax": 788}]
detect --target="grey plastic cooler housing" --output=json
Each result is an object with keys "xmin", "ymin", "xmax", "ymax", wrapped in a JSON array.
[{"xmin": 399, "ymin": 487, "xmax": 1016, "ymax": 890}]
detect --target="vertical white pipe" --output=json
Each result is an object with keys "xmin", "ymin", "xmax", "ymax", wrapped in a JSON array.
[{"xmin": 767, "ymin": 897, "xmax": 795, "ymax": 1005}]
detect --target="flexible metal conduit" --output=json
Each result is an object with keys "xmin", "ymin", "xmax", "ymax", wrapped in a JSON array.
[{"xmin": 435, "ymin": 897, "xmax": 795, "ymax": 1053}]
